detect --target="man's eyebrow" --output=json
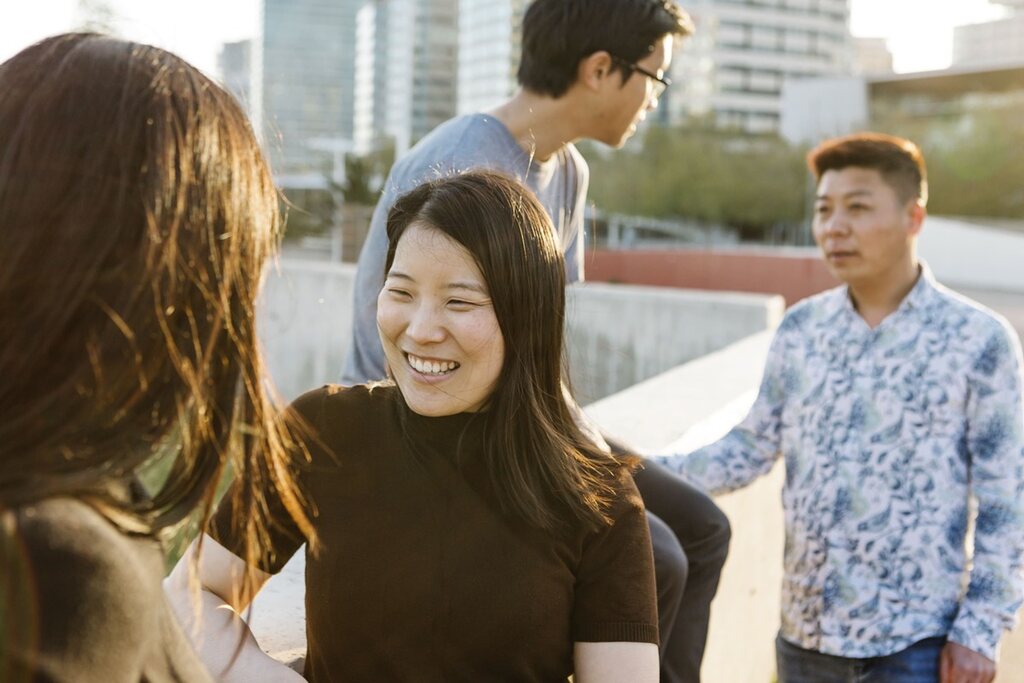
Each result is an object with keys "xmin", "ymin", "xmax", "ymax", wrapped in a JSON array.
[{"xmin": 815, "ymin": 189, "xmax": 873, "ymax": 201}]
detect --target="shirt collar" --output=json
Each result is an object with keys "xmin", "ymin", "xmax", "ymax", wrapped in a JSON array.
[{"xmin": 833, "ymin": 261, "xmax": 938, "ymax": 321}]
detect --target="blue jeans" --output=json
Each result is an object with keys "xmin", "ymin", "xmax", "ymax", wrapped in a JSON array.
[{"xmin": 776, "ymin": 634, "xmax": 945, "ymax": 683}]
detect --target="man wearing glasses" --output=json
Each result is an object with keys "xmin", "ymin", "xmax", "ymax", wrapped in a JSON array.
[{"xmin": 343, "ymin": 1, "xmax": 730, "ymax": 681}]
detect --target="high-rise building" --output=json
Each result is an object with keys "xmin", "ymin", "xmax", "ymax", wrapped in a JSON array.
[
  {"xmin": 258, "ymin": 0, "xmax": 362, "ymax": 174},
  {"xmin": 457, "ymin": 0, "xmax": 527, "ymax": 114},
  {"xmin": 217, "ymin": 40, "xmax": 253, "ymax": 114},
  {"xmin": 780, "ymin": 62, "xmax": 1024, "ymax": 144},
  {"xmin": 954, "ymin": 11, "xmax": 1024, "ymax": 67},
  {"xmin": 853, "ymin": 37, "xmax": 893, "ymax": 76},
  {"xmin": 354, "ymin": 0, "xmax": 458, "ymax": 156},
  {"xmin": 664, "ymin": 0, "xmax": 853, "ymax": 134}
]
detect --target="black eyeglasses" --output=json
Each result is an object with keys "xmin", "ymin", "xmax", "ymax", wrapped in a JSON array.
[{"xmin": 611, "ymin": 56, "xmax": 671, "ymax": 100}]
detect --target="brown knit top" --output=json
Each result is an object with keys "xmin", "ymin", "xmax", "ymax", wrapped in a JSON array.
[{"xmin": 211, "ymin": 383, "xmax": 657, "ymax": 682}]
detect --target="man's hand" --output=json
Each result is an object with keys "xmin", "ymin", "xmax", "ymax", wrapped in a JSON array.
[{"xmin": 940, "ymin": 641, "xmax": 995, "ymax": 683}]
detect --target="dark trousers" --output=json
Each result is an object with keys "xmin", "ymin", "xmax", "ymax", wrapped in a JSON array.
[
  {"xmin": 635, "ymin": 460, "xmax": 732, "ymax": 683},
  {"xmin": 776, "ymin": 635, "xmax": 946, "ymax": 683}
]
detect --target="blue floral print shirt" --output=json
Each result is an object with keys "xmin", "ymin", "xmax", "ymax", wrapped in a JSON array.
[{"xmin": 656, "ymin": 268, "xmax": 1024, "ymax": 660}]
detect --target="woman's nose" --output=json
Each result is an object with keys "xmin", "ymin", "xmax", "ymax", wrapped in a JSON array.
[{"xmin": 404, "ymin": 304, "xmax": 446, "ymax": 344}]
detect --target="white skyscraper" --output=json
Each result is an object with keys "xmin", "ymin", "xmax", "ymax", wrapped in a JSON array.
[
  {"xmin": 853, "ymin": 37, "xmax": 893, "ymax": 76},
  {"xmin": 457, "ymin": 0, "xmax": 527, "ymax": 114},
  {"xmin": 354, "ymin": 0, "xmax": 458, "ymax": 156},
  {"xmin": 664, "ymin": 0, "xmax": 853, "ymax": 134},
  {"xmin": 954, "ymin": 3, "xmax": 1024, "ymax": 68}
]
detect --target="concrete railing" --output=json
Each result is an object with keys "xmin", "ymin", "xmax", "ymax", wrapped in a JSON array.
[
  {"xmin": 258, "ymin": 259, "xmax": 784, "ymax": 403},
  {"xmin": 566, "ymin": 283, "xmax": 784, "ymax": 403}
]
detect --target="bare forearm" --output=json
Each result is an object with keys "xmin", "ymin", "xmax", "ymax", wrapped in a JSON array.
[
  {"xmin": 163, "ymin": 539, "xmax": 302, "ymax": 683},
  {"xmin": 166, "ymin": 585, "xmax": 304, "ymax": 682}
]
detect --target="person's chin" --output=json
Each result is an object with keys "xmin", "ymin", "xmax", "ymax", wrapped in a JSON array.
[
  {"xmin": 617, "ymin": 123, "xmax": 640, "ymax": 146},
  {"xmin": 594, "ymin": 124, "xmax": 634, "ymax": 148},
  {"xmin": 828, "ymin": 263, "xmax": 869, "ymax": 286}
]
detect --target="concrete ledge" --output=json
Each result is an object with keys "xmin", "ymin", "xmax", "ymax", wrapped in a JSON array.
[{"xmin": 567, "ymin": 283, "xmax": 784, "ymax": 403}]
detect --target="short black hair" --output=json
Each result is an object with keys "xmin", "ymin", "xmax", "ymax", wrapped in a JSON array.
[
  {"xmin": 517, "ymin": 0, "xmax": 694, "ymax": 98},
  {"xmin": 807, "ymin": 133, "xmax": 928, "ymax": 206}
]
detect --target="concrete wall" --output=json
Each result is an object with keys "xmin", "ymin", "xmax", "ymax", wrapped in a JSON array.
[
  {"xmin": 258, "ymin": 260, "xmax": 356, "ymax": 402},
  {"xmin": 258, "ymin": 260, "xmax": 784, "ymax": 403},
  {"xmin": 565, "ymin": 283, "xmax": 784, "ymax": 404}
]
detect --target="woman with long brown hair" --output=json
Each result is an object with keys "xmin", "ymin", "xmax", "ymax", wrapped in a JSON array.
[
  {"xmin": 170, "ymin": 170, "xmax": 659, "ymax": 682},
  {"xmin": 0, "ymin": 33, "xmax": 311, "ymax": 681}
]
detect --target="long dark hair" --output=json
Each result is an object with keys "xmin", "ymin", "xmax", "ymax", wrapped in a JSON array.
[
  {"xmin": 384, "ymin": 171, "xmax": 631, "ymax": 533},
  {"xmin": 0, "ymin": 33, "xmax": 312, "ymax": 597}
]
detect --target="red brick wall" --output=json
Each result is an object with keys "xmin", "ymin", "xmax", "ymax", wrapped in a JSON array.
[{"xmin": 584, "ymin": 249, "xmax": 840, "ymax": 306}]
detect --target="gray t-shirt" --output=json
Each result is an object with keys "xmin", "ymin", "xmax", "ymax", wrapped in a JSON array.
[{"xmin": 342, "ymin": 113, "xmax": 589, "ymax": 384}]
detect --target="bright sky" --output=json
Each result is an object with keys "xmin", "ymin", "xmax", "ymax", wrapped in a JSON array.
[
  {"xmin": 0, "ymin": 0, "xmax": 1015, "ymax": 76},
  {"xmin": 850, "ymin": 0, "xmax": 1009, "ymax": 72},
  {"xmin": 0, "ymin": 0, "xmax": 259, "ymax": 76}
]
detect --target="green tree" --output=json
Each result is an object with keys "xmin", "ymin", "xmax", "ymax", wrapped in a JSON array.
[
  {"xmin": 581, "ymin": 123, "xmax": 808, "ymax": 242},
  {"xmin": 873, "ymin": 103, "xmax": 1024, "ymax": 222},
  {"xmin": 340, "ymin": 142, "xmax": 395, "ymax": 206}
]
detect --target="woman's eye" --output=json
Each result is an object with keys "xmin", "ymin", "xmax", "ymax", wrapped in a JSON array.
[
  {"xmin": 447, "ymin": 299, "xmax": 477, "ymax": 309},
  {"xmin": 387, "ymin": 288, "xmax": 412, "ymax": 299}
]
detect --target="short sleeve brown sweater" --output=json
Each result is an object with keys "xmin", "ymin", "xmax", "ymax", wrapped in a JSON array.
[{"xmin": 210, "ymin": 384, "xmax": 657, "ymax": 682}]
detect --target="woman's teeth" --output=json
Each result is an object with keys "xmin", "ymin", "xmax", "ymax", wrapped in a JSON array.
[{"xmin": 407, "ymin": 354, "xmax": 459, "ymax": 376}]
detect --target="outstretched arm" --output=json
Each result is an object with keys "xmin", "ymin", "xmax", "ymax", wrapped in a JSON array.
[
  {"xmin": 653, "ymin": 327, "xmax": 791, "ymax": 495},
  {"xmin": 164, "ymin": 535, "xmax": 305, "ymax": 682}
]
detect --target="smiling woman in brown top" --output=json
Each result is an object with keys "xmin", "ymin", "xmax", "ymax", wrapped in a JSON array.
[
  {"xmin": 0, "ymin": 33, "xmax": 311, "ymax": 682},
  {"xmin": 169, "ymin": 171, "xmax": 659, "ymax": 681}
]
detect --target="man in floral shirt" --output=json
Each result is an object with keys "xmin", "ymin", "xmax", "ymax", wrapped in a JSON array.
[{"xmin": 656, "ymin": 133, "xmax": 1024, "ymax": 683}]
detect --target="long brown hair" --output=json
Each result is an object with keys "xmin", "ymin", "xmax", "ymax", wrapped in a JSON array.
[
  {"xmin": 385, "ymin": 171, "xmax": 631, "ymax": 533},
  {"xmin": 0, "ymin": 33, "xmax": 312, "ymax": 596}
]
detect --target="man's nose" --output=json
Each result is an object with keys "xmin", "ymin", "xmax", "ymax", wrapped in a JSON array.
[{"xmin": 818, "ymin": 211, "xmax": 850, "ymax": 237}]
